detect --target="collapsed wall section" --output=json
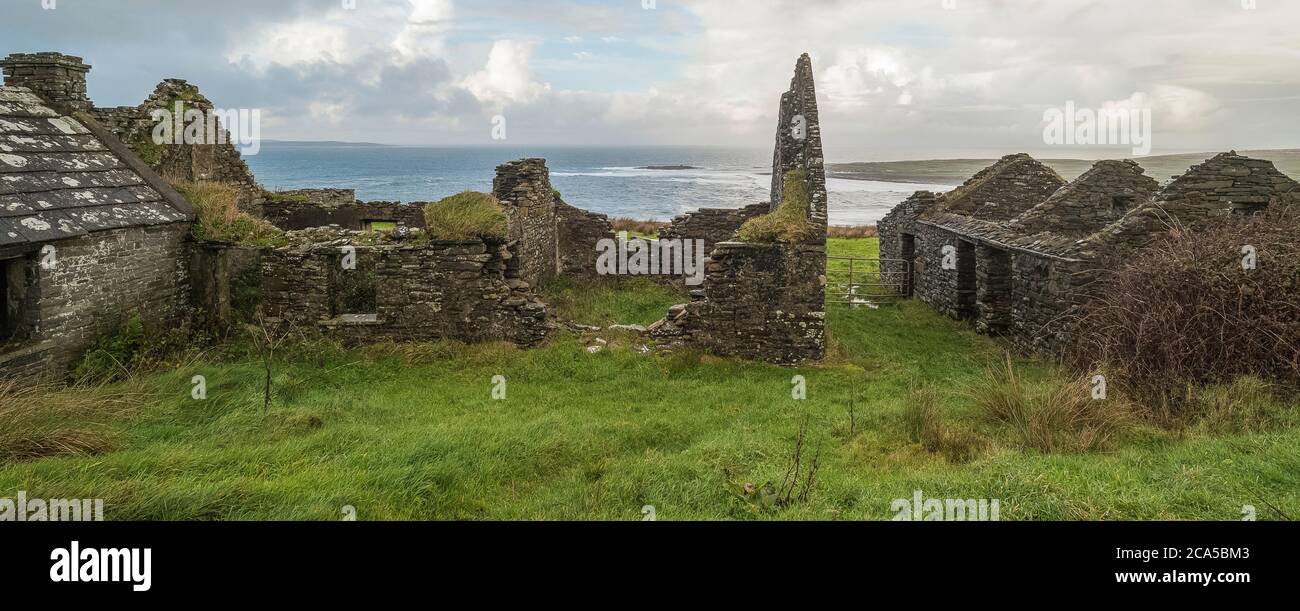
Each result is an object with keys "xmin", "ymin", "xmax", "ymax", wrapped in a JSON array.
[
  {"xmin": 261, "ymin": 189, "xmax": 426, "ymax": 231},
  {"xmin": 657, "ymin": 203, "xmax": 770, "ymax": 252}
]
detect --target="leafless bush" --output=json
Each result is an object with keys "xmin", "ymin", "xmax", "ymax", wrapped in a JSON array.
[{"xmin": 1072, "ymin": 205, "xmax": 1300, "ymax": 416}]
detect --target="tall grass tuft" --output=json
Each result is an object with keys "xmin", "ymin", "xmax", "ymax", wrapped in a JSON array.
[
  {"xmin": 903, "ymin": 387, "xmax": 986, "ymax": 463},
  {"xmin": 0, "ymin": 380, "xmax": 152, "ymax": 464},
  {"xmin": 423, "ymin": 192, "xmax": 508, "ymax": 241},
  {"xmin": 738, "ymin": 169, "xmax": 813, "ymax": 244},
  {"xmin": 972, "ymin": 354, "xmax": 1131, "ymax": 453},
  {"xmin": 171, "ymin": 180, "xmax": 286, "ymax": 247}
]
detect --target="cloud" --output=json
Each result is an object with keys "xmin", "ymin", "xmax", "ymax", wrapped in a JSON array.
[
  {"xmin": 3, "ymin": 0, "xmax": 1299, "ymax": 151},
  {"xmin": 460, "ymin": 40, "xmax": 550, "ymax": 107}
]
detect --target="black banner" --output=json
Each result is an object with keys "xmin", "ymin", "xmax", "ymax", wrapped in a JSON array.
[{"xmin": 1, "ymin": 521, "xmax": 1290, "ymax": 598}]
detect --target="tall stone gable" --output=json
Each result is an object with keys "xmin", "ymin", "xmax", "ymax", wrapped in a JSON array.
[
  {"xmin": 770, "ymin": 53, "xmax": 828, "ymax": 243},
  {"xmin": 650, "ymin": 54, "xmax": 829, "ymax": 365}
]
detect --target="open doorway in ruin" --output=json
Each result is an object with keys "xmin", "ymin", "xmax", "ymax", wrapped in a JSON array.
[
  {"xmin": 900, "ymin": 233, "xmax": 916, "ymax": 297},
  {"xmin": 1, "ymin": 256, "xmax": 30, "ymax": 343},
  {"xmin": 956, "ymin": 240, "xmax": 977, "ymax": 320}
]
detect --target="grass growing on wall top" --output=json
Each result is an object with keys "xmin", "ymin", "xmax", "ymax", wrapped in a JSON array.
[
  {"xmin": 423, "ymin": 191, "xmax": 508, "ymax": 241},
  {"xmin": 171, "ymin": 180, "xmax": 286, "ymax": 247},
  {"xmin": 737, "ymin": 168, "xmax": 813, "ymax": 244}
]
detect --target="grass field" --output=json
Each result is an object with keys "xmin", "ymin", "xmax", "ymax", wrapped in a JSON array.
[{"xmin": 2, "ymin": 238, "xmax": 1296, "ymax": 520}]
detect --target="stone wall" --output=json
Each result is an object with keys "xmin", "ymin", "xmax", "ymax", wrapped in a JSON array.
[
  {"xmin": 0, "ymin": 224, "xmax": 191, "ymax": 380},
  {"xmin": 92, "ymin": 79, "xmax": 259, "ymax": 199},
  {"xmin": 651, "ymin": 54, "xmax": 829, "ymax": 365},
  {"xmin": 261, "ymin": 189, "xmax": 426, "ymax": 232},
  {"xmin": 770, "ymin": 54, "xmax": 828, "ymax": 243},
  {"xmin": 189, "ymin": 243, "xmax": 262, "ymax": 328},
  {"xmin": 555, "ymin": 199, "xmax": 613, "ymax": 277},
  {"xmin": 657, "ymin": 203, "xmax": 769, "ymax": 252},
  {"xmin": 259, "ymin": 230, "xmax": 549, "ymax": 346},
  {"xmin": 939, "ymin": 153, "xmax": 1065, "ymax": 221},
  {"xmin": 877, "ymin": 191, "xmax": 938, "ymax": 295},
  {"xmin": 651, "ymin": 242, "xmax": 826, "ymax": 364},
  {"xmin": 909, "ymin": 222, "xmax": 968, "ymax": 319},
  {"xmin": 494, "ymin": 159, "xmax": 558, "ymax": 288}
]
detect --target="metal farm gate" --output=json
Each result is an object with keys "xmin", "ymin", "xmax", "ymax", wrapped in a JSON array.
[{"xmin": 826, "ymin": 256, "xmax": 911, "ymax": 306}]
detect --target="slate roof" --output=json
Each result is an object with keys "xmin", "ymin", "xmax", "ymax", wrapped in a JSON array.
[
  {"xmin": 0, "ymin": 85, "xmax": 191, "ymax": 247},
  {"xmin": 917, "ymin": 211, "xmax": 1087, "ymax": 261}
]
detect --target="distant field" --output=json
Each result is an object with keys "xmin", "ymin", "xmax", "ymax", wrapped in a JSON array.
[
  {"xmin": 830, "ymin": 149, "xmax": 1300, "ymax": 186},
  {"xmin": 1, "ymin": 238, "xmax": 1296, "ymax": 520}
]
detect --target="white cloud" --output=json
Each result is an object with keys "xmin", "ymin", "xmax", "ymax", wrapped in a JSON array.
[{"xmin": 460, "ymin": 40, "xmax": 550, "ymax": 107}]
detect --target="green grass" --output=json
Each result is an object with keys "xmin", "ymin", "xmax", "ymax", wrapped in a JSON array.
[
  {"xmin": 541, "ymin": 277, "xmax": 685, "ymax": 327},
  {"xmin": 738, "ymin": 169, "xmax": 813, "ymax": 244},
  {"xmin": 1, "ymin": 238, "xmax": 1296, "ymax": 520},
  {"xmin": 423, "ymin": 192, "xmax": 508, "ymax": 241}
]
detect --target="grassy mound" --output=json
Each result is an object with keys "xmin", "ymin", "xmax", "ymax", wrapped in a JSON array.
[
  {"xmin": 738, "ymin": 169, "xmax": 813, "ymax": 244},
  {"xmin": 171, "ymin": 180, "xmax": 286, "ymax": 247},
  {"xmin": 423, "ymin": 192, "xmax": 508, "ymax": 241}
]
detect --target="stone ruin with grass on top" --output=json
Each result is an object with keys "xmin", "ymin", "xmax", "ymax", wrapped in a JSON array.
[
  {"xmin": 0, "ymin": 49, "xmax": 835, "ymax": 381},
  {"xmin": 649, "ymin": 54, "xmax": 829, "ymax": 365}
]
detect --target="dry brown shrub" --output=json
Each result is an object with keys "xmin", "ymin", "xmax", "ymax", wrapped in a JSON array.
[{"xmin": 1071, "ymin": 204, "xmax": 1300, "ymax": 416}]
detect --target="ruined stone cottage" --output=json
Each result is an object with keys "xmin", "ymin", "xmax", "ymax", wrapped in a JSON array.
[
  {"xmin": 0, "ymin": 53, "xmax": 194, "ymax": 378},
  {"xmin": 1, "ymin": 48, "xmax": 835, "ymax": 380},
  {"xmin": 651, "ymin": 54, "xmax": 829, "ymax": 364},
  {"xmin": 879, "ymin": 150, "xmax": 1300, "ymax": 351}
]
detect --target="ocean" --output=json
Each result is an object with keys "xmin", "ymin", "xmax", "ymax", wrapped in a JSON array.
[{"xmin": 243, "ymin": 144, "xmax": 953, "ymax": 226}]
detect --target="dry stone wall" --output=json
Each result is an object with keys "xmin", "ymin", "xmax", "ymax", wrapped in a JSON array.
[
  {"xmin": 555, "ymin": 199, "xmax": 613, "ymax": 278},
  {"xmin": 92, "ymin": 79, "xmax": 259, "ymax": 198},
  {"xmin": 261, "ymin": 189, "xmax": 426, "ymax": 232},
  {"xmin": 651, "ymin": 54, "xmax": 829, "ymax": 364},
  {"xmin": 494, "ymin": 159, "xmax": 559, "ymax": 288},
  {"xmin": 657, "ymin": 203, "xmax": 769, "ymax": 251},
  {"xmin": 260, "ymin": 229, "xmax": 549, "ymax": 346}
]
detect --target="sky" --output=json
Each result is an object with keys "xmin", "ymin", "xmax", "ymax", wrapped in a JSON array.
[{"xmin": 3, "ymin": 0, "xmax": 1300, "ymax": 159}]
